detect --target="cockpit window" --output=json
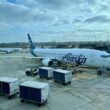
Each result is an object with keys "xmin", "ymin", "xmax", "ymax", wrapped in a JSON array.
[{"xmin": 101, "ymin": 55, "xmax": 110, "ymax": 58}]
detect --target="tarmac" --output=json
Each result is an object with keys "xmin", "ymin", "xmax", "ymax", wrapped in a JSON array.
[{"xmin": 0, "ymin": 53, "xmax": 110, "ymax": 110}]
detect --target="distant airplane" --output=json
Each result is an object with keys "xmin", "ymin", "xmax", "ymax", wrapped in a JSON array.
[
  {"xmin": 28, "ymin": 33, "xmax": 110, "ymax": 74},
  {"xmin": 0, "ymin": 48, "xmax": 23, "ymax": 54}
]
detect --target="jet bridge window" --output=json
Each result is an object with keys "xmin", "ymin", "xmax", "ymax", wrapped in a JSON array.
[{"xmin": 101, "ymin": 55, "xmax": 110, "ymax": 58}]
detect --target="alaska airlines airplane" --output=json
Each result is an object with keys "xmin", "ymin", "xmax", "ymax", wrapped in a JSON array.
[{"xmin": 28, "ymin": 33, "xmax": 110, "ymax": 70}]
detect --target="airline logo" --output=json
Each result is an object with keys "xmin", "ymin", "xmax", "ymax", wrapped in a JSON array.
[{"xmin": 62, "ymin": 53, "xmax": 87, "ymax": 63}]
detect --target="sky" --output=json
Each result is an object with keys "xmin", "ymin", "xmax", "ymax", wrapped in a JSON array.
[{"xmin": 0, "ymin": 0, "xmax": 110, "ymax": 43}]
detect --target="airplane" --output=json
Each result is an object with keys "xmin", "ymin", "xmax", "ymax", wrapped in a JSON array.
[
  {"xmin": 0, "ymin": 48, "xmax": 23, "ymax": 54},
  {"xmin": 0, "ymin": 48, "xmax": 14, "ymax": 54},
  {"xmin": 28, "ymin": 33, "xmax": 110, "ymax": 75}
]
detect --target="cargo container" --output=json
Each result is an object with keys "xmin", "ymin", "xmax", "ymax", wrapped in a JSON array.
[
  {"xmin": 53, "ymin": 69, "xmax": 72, "ymax": 85},
  {"xmin": 0, "ymin": 77, "xmax": 19, "ymax": 99},
  {"xmin": 38, "ymin": 67, "xmax": 54, "ymax": 79},
  {"xmin": 19, "ymin": 81, "xmax": 49, "ymax": 106}
]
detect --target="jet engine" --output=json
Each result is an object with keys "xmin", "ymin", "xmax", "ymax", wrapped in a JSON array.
[{"xmin": 42, "ymin": 59, "xmax": 53, "ymax": 66}]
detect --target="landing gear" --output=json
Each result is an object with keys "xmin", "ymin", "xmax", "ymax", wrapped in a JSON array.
[
  {"xmin": 97, "ymin": 70, "xmax": 102, "ymax": 75},
  {"xmin": 97, "ymin": 68, "xmax": 107, "ymax": 75}
]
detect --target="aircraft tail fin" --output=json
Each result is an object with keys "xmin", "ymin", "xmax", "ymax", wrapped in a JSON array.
[{"xmin": 27, "ymin": 33, "xmax": 35, "ymax": 49}]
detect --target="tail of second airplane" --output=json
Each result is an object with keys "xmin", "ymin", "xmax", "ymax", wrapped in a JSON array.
[{"xmin": 27, "ymin": 33, "xmax": 35, "ymax": 50}]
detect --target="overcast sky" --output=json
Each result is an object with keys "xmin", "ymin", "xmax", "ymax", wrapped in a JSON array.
[{"xmin": 0, "ymin": 0, "xmax": 110, "ymax": 43}]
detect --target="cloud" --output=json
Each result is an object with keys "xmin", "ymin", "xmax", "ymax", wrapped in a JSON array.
[
  {"xmin": 100, "ymin": 4, "xmax": 109, "ymax": 10},
  {"xmin": 84, "ymin": 15, "xmax": 110, "ymax": 23},
  {"xmin": 0, "ymin": 0, "xmax": 7, "ymax": 2},
  {"xmin": 36, "ymin": 0, "xmax": 65, "ymax": 9},
  {"xmin": 0, "ymin": 2, "xmax": 55, "ymax": 25},
  {"xmin": 16, "ymin": 0, "xmax": 67, "ymax": 10},
  {"xmin": 0, "ymin": 0, "xmax": 110, "ymax": 42},
  {"xmin": 0, "ymin": 2, "xmax": 29, "ymax": 22},
  {"xmin": 86, "ymin": 0, "xmax": 96, "ymax": 5}
]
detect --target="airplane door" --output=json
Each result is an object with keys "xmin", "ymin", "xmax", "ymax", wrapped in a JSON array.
[{"xmin": 90, "ymin": 53, "xmax": 95, "ymax": 62}]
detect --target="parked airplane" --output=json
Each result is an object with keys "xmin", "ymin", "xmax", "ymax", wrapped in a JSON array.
[
  {"xmin": 0, "ymin": 48, "xmax": 23, "ymax": 54},
  {"xmin": 28, "ymin": 33, "xmax": 110, "ymax": 73}
]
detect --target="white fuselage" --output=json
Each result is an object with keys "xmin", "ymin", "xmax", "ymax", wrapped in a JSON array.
[{"xmin": 31, "ymin": 48, "xmax": 110, "ymax": 69}]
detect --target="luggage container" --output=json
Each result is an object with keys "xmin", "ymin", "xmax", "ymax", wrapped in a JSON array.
[
  {"xmin": 0, "ymin": 77, "xmax": 19, "ymax": 99},
  {"xmin": 38, "ymin": 67, "xmax": 54, "ymax": 79},
  {"xmin": 53, "ymin": 69, "xmax": 72, "ymax": 85},
  {"xmin": 19, "ymin": 81, "xmax": 49, "ymax": 106}
]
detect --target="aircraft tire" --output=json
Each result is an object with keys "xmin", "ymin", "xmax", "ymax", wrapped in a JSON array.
[{"xmin": 97, "ymin": 70, "xmax": 102, "ymax": 75}]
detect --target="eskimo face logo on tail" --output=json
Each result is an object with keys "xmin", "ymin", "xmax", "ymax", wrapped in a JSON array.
[{"xmin": 62, "ymin": 53, "xmax": 87, "ymax": 63}]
